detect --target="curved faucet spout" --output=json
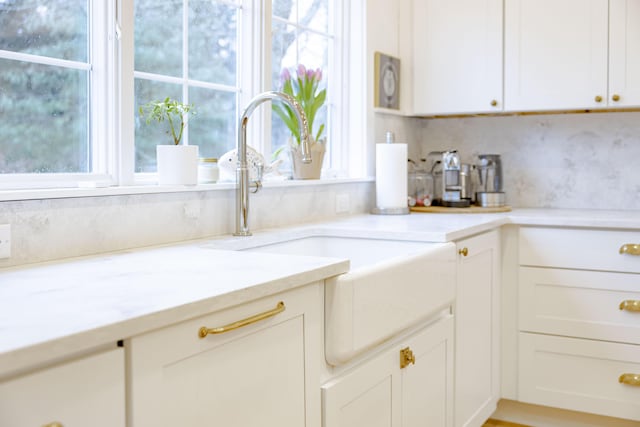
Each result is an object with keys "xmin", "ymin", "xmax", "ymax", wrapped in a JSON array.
[{"xmin": 234, "ymin": 91, "xmax": 312, "ymax": 236}]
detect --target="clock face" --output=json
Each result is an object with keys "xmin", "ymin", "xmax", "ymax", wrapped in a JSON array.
[{"xmin": 382, "ymin": 65, "xmax": 396, "ymax": 96}]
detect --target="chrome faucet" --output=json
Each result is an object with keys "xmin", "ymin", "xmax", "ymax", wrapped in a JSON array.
[{"xmin": 234, "ymin": 91, "xmax": 312, "ymax": 236}]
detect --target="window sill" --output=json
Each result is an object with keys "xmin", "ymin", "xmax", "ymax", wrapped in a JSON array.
[{"xmin": 0, "ymin": 177, "xmax": 375, "ymax": 202}]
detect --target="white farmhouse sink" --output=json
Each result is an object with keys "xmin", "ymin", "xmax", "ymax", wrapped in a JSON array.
[{"xmin": 245, "ymin": 235, "xmax": 457, "ymax": 365}]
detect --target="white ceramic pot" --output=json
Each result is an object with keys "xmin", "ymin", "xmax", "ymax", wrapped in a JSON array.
[
  {"xmin": 156, "ymin": 145, "xmax": 199, "ymax": 185},
  {"xmin": 290, "ymin": 139, "xmax": 326, "ymax": 180}
]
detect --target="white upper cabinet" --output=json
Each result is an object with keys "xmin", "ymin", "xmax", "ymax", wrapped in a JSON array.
[
  {"xmin": 505, "ymin": 0, "xmax": 640, "ymax": 111},
  {"xmin": 609, "ymin": 0, "xmax": 640, "ymax": 107},
  {"xmin": 412, "ymin": 0, "xmax": 503, "ymax": 115},
  {"xmin": 505, "ymin": 0, "xmax": 609, "ymax": 111}
]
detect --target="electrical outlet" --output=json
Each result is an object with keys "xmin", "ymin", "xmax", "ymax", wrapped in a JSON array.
[
  {"xmin": 0, "ymin": 224, "xmax": 11, "ymax": 259},
  {"xmin": 336, "ymin": 194, "xmax": 350, "ymax": 214}
]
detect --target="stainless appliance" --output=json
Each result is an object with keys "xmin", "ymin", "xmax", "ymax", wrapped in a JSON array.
[
  {"xmin": 476, "ymin": 154, "xmax": 506, "ymax": 207},
  {"xmin": 441, "ymin": 150, "xmax": 470, "ymax": 207}
]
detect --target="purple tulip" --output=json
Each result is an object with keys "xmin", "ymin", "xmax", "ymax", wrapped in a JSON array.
[
  {"xmin": 307, "ymin": 69, "xmax": 315, "ymax": 80},
  {"xmin": 314, "ymin": 68, "xmax": 323, "ymax": 82},
  {"xmin": 280, "ymin": 68, "xmax": 291, "ymax": 83},
  {"xmin": 297, "ymin": 64, "xmax": 307, "ymax": 79}
]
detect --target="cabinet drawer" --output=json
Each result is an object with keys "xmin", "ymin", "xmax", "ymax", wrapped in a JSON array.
[
  {"xmin": 0, "ymin": 348, "xmax": 125, "ymax": 427},
  {"xmin": 129, "ymin": 284, "xmax": 321, "ymax": 427},
  {"xmin": 519, "ymin": 333, "xmax": 640, "ymax": 421},
  {"xmin": 519, "ymin": 267, "xmax": 640, "ymax": 343},
  {"xmin": 519, "ymin": 227, "xmax": 640, "ymax": 273}
]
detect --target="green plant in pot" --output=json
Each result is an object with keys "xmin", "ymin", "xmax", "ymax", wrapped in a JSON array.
[
  {"xmin": 272, "ymin": 65, "xmax": 327, "ymax": 179},
  {"xmin": 139, "ymin": 97, "xmax": 199, "ymax": 185}
]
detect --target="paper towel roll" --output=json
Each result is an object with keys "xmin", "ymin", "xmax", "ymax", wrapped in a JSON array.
[{"xmin": 375, "ymin": 143, "xmax": 407, "ymax": 209}]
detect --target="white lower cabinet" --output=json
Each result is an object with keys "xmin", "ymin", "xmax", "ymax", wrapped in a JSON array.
[
  {"xmin": 517, "ymin": 226, "xmax": 640, "ymax": 421},
  {"xmin": 519, "ymin": 333, "xmax": 640, "ymax": 421},
  {"xmin": 128, "ymin": 283, "xmax": 322, "ymax": 427},
  {"xmin": 323, "ymin": 314, "xmax": 454, "ymax": 427},
  {"xmin": 0, "ymin": 347, "xmax": 125, "ymax": 427},
  {"xmin": 455, "ymin": 231, "xmax": 500, "ymax": 427}
]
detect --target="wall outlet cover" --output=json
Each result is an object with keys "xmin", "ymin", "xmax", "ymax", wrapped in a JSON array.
[{"xmin": 0, "ymin": 224, "xmax": 11, "ymax": 259}]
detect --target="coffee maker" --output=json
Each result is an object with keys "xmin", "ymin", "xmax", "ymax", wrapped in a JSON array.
[
  {"xmin": 476, "ymin": 154, "xmax": 506, "ymax": 207},
  {"xmin": 439, "ymin": 151, "xmax": 471, "ymax": 207}
]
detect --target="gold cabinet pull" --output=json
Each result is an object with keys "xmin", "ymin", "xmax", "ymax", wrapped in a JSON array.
[
  {"xmin": 198, "ymin": 301, "xmax": 285, "ymax": 338},
  {"xmin": 612, "ymin": 94, "xmax": 621, "ymax": 102},
  {"xmin": 490, "ymin": 99, "xmax": 498, "ymax": 107},
  {"xmin": 42, "ymin": 423, "xmax": 64, "ymax": 427},
  {"xmin": 619, "ymin": 244, "xmax": 640, "ymax": 256},
  {"xmin": 619, "ymin": 373, "xmax": 640, "ymax": 386},
  {"xmin": 595, "ymin": 95, "xmax": 603, "ymax": 103},
  {"xmin": 400, "ymin": 347, "xmax": 416, "ymax": 369},
  {"xmin": 619, "ymin": 300, "xmax": 640, "ymax": 312},
  {"xmin": 458, "ymin": 247, "xmax": 468, "ymax": 257}
]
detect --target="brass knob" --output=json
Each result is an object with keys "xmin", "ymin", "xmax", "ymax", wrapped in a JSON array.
[
  {"xmin": 400, "ymin": 347, "xmax": 416, "ymax": 369},
  {"xmin": 458, "ymin": 247, "xmax": 468, "ymax": 257},
  {"xmin": 619, "ymin": 373, "xmax": 640, "ymax": 386},
  {"xmin": 612, "ymin": 94, "xmax": 621, "ymax": 102},
  {"xmin": 619, "ymin": 244, "xmax": 640, "ymax": 256},
  {"xmin": 594, "ymin": 95, "xmax": 603, "ymax": 103},
  {"xmin": 490, "ymin": 99, "xmax": 498, "ymax": 107},
  {"xmin": 620, "ymin": 300, "xmax": 640, "ymax": 312}
]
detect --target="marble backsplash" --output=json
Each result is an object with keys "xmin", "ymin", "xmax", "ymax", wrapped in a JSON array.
[
  {"xmin": 404, "ymin": 111, "xmax": 640, "ymax": 210},
  {"xmin": 0, "ymin": 181, "xmax": 374, "ymax": 268}
]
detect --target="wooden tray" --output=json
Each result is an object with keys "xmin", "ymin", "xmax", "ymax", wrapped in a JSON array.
[{"xmin": 410, "ymin": 205, "xmax": 511, "ymax": 214}]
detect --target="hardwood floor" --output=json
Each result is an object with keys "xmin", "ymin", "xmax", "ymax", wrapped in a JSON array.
[{"xmin": 483, "ymin": 419, "xmax": 532, "ymax": 427}]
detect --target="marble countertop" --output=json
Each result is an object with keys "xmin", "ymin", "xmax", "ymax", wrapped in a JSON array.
[{"xmin": 2, "ymin": 207, "xmax": 639, "ymax": 379}]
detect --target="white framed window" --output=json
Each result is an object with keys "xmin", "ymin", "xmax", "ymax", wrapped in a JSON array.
[
  {"xmin": 0, "ymin": 0, "xmax": 115, "ymax": 189},
  {"xmin": 0, "ymin": 0, "xmax": 351, "ymax": 191},
  {"xmin": 267, "ymin": 0, "xmax": 346, "ymax": 175}
]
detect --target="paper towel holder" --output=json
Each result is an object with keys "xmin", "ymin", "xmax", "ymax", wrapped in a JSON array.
[{"xmin": 371, "ymin": 131, "xmax": 410, "ymax": 215}]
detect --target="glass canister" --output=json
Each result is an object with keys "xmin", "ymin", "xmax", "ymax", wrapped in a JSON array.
[
  {"xmin": 198, "ymin": 157, "xmax": 219, "ymax": 183},
  {"xmin": 408, "ymin": 171, "xmax": 434, "ymax": 207}
]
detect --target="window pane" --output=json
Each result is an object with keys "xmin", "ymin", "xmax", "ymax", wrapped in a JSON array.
[
  {"xmin": 189, "ymin": 88, "xmax": 236, "ymax": 159},
  {"xmin": 0, "ymin": 0, "xmax": 88, "ymax": 62},
  {"xmin": 135, "ymin": 0, "xmax": 182, "ymax": 77},
  {"xmin": 298, "ymin": 0, "xmax": 328, "ymax": 32},
  {"xmin": 272, "ymin": 0, "xmax": 328, "ymax": 32},
  {"xmin": 134, "ymin": 79, "xmax": 182, "ymax": 172},
  {"xmin": 189, "ymin": 1, "xmax": 237, "ymax": 86},
  {"xmin": 271, "ymin": 21, "xmax": 297, "ymax": 86},
  {"xmin": 0, "ymin": 59, "xmax": 89, "ymax": 173}
]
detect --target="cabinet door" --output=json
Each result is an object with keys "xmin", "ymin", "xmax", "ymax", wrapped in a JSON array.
[
  {"xmin": 505, "ymin": 0, "xmax": 609, "ymax": 111},
  {"xmin": 129, "ymin": 284, "xmax": 321, "ymax": 427},
  {"xmin": 323, "ymin": 347, "xmax": 399, "ymax": 427},
  {"xmin": 455, "ymin": 231, "xmax": 500, "ymax": 427},
  {"xmin": 323, "ymin": 315, "xmax": 454, "ymax": 427},
  {"xmin": 609, "ymin": 0, "xmax": 640, "ymax": 107},
  {"xmin": 412, "ymin": 0, "xmax": 503, "ymax": 115},
  {"xmin": 401, "ymin": 315, "xmax": 454, "ymax": 427},
  {"xmin": 0, "ymin": 348, "xmax": 125, "ymax": 427}
]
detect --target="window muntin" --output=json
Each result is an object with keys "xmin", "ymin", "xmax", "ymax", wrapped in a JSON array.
[
  {"xmin": 0, "ymin": 0, "xmax": 91, "ymax": 174},
  {"xmin": 134, "ymin": 0, "xmax": 240, "ymax": 173}
]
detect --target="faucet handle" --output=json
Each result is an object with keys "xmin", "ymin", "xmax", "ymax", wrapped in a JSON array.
[{"xmin": 250, "ymin": 163, "xmax": 263, "ymax": 193}]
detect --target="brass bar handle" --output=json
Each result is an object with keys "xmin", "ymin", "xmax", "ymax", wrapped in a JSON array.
[
  {"xmin": 198, "ymin": 301, "xmax": 285, "ymax": 338},
  {"xmin": 619, "ymin": 244, "xmax": 640, "ymax": 256},
  {"xmin": 400, "ymin": 347, "xmax": 416, "ymax": 369},
  {"xmin": 619, "ymin": 373, "xmax": 640, "ymax": 386},
  {"xmin": 42, "ymin": 423, "xmax": 64, "ymax": 427},
  {"xmin": 619, "ymin": 300, "xmax": 640, "ymax": 312}
]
